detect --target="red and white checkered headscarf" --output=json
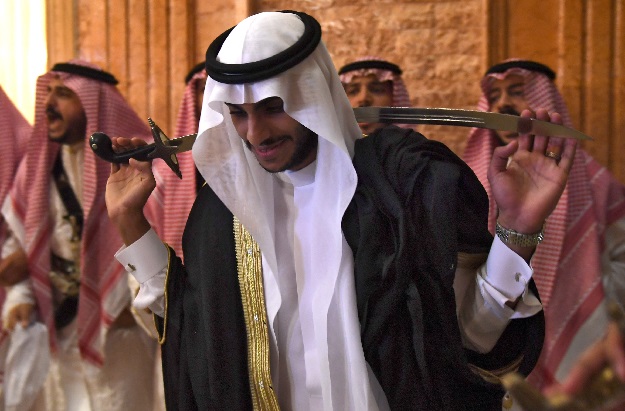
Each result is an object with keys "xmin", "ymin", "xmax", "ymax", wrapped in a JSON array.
[
  {"xmin": 153, "ymin": 66, "xmax": 206, "ymax": 256},
  {"xmin": 339, "ymin": 56, "xmax": 413, "ymax": 131},
  {"xmin": 0, "ymin": 86, "xmax": 31, "ymax": 228},
  {"xmin": 0, "ymin": 86, "xmax": 32, "ymax": 356},
  {"xmin": 7, "ymin": 60, "xmax": 152, "ymax": 366},
  {"xmin": 463, "ymin": 60, "xmax": 625, "ymax": 388}
]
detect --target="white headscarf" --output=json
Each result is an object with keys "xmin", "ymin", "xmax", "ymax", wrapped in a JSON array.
[{"xmin": 194, "ymin": 11, "xmax": 384, "ymax": 410}]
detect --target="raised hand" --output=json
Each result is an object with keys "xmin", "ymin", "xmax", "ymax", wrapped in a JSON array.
[
  {"xmin": 105, "ymin": 137, "xmax": 155, "ymax": 245},
  {"xmin": 487, "ymin": 109, "xmax": 577, "ymax": 258}
]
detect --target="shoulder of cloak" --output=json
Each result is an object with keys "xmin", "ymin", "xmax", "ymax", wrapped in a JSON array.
[{"xmin": 346, "ymin": 125, "xmax": 493, "ymax": 261}]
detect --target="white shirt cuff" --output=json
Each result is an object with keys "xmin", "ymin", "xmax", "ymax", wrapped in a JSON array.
[
  {"xmin": 482, "ymin": 236, "xmax": 533, "ymax": 301},
  {"xmin": 115, "ymin": 229, "xmax": 168, "ymax": 283},
  {"xmin": 478, "ymin": 237, "xmax": 541, "ymax": 318},
  {"xmin": 115, "ymin": 229, "xmax": 168, "ymax": 316}
]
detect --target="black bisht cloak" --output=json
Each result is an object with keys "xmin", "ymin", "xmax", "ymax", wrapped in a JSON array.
[{"xmin": 157, "ymin": 126, "xmax": 544, "ymax": 410}]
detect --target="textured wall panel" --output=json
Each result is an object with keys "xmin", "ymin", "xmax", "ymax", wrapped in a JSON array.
[
  {"xmin": 147, "ymin": 0, "xmax": 169, "ymax": 132},
  {"xmin": 46, "ymin": 0, "xmax": 76, "ymax": 66},
  {"xmin": 168, "ymin": 0, "xmax": 193, "ymax": 129},
  {"xmin": 127, "ymin": 0, "xmax": 149, "ymax": 124},
  {"xmin": 613, "ymin": 0, "xmax": 625, "ymax": 183},
  {"xmin": 255, "ymin": 0, "xmax": 488, "ymax": 154}
]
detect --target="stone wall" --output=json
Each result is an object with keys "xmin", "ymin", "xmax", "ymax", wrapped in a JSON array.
[{"xmin": 256, "ymin": 0, "xmax": 488, "ymax": 154}]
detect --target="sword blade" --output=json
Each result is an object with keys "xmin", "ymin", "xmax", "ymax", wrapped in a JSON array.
[
  {"xmin": 168, "ymin": 133, "xmax": 197, "ymax": 152},
  {"xmin": 353, "ymin": 107, "xmax": 592, "ymax": 140}
]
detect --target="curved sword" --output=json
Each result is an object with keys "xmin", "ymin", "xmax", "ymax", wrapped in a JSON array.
[{"xmin": 90, "ymin": 107, "xmax": 592, "ymax": 178}]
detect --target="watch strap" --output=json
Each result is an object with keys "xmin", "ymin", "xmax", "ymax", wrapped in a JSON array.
[{"xmin": 495, "ymin": 221, "xmax": 545, "ymax": 247}]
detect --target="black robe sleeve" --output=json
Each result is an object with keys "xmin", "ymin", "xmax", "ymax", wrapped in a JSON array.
[{"xmin": 342, "ymin": 126, "xmax": 544, "ymax": 411}]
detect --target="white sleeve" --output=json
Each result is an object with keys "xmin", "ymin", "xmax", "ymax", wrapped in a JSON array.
[
  {"xmin": 454, "ymin": 236, "xmax": 542, "ymax": 353},
  {"xmin": 115, "ymin": 229, "xmax": 168, "ymax": 317}
]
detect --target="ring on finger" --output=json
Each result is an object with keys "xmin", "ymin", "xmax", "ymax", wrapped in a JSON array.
[{"xmin": 545, "ymin": 151, "xmax": 560, "ymax": 161}]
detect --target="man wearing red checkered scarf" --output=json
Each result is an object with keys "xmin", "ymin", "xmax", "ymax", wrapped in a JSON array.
[
  {"xmin": 0, "ymin": 86, "xmax": 31, "ymax": 245},
  {"xmin": 0, "ymin": 86, "xmax": 32, "ymax": 286},
  {"xmin": 463, "ymin": 59, "xmax": 625, "ymax": 392},
  {"xmin": 0, "ymin": 85, "xmax": 32, "ymax": 388},
  {"xmin": 1, "ymin": 61, "xmax": 161, "ymax": 410}
]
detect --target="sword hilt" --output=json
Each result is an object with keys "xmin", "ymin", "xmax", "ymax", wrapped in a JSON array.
[
  {"xmin": 90, "ymin": 117, "xmax": 183, "ymax": 179},
  {"xmin": 89, "ymin": 132, "xmax": 156, "ymax": 164}
]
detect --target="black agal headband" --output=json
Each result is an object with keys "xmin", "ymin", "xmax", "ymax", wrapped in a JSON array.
[
  {"xmin": 486, "ymin": 60, "xmax": 556, "ymax": 81},
  {"xmin": 51, "ymin": 63, "xmax": 119, "ymax": 85},
  {"xmin": 205, "ymin": 10, "xmax": 322, "ymax": 84},
  {"xmin": 338, "ymin": 60, "xmax": 402, "ymax": 76}
]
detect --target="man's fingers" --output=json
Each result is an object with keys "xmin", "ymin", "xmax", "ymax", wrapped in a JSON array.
[
  {"xmin": 130, "ymin": 137, "xmax": 148, "ymax": 147},
  {"xmin": 541, "ymin": 111, "xmax": 566, "ymax": 161},
  {"xmin": 5, "ymin": 310, "xmax": 16, "ymax": 331},
  {"xmin": 550, "ymin": 112, "xmax": 563, "ymax": 125},
  {"xmin": 531, "ymin": 109, "xmax": 551, "ymax": 153},
  {"xmin": 557, "ymin": 137, "xmax": 578, "ymax": 173},
  {"xmin": 517, "ymin": 109, "xmax": 570, "ymax": 158},
  {"xmin": 112, "ymin": 136, "xmax": 147, "ymax": 152},
  {"xmin": 18, "ymin": 304, "xmax": 32, "ymax": 328},
  {"xmin": 517, "ymin": 109, "xmax": 535, "ymax": 152},
  {"xmin": 6, "ymin": 303, "xmax": 33, "ymax": 331},
  {"xmin": 489, "ymin": 140, "xmax": 518, "ymax": 175}
]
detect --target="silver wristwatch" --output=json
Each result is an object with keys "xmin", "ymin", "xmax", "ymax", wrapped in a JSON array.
[{"xmin": 495, "ymin": 221, "xmax": 545, "ymax": 247}]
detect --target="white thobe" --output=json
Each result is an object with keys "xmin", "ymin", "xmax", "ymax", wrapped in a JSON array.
[{"xmin": 2, "ymin": 144, "xmax": 158, "ymax": 411}]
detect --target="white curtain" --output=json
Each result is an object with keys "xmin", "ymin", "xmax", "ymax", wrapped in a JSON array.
[{"xmin": 0, "ymin": 0, "xmax": 47, "ymax": 123}]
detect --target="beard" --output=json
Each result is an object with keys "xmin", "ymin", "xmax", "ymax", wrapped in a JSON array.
[
  {"xmin": 48, "ymin": 131, "xmax": 74, "ymax": 144},
  {"xmin": 278, "ymin": 129, "xmax": 318, "ymax": 173},
  {"xmin": 46, "ymin": 107, "xmax": 86, "ymax": 145},
  {"xmin": 246, "ymin": 127, "xmax": 319, "ymax": 173}
]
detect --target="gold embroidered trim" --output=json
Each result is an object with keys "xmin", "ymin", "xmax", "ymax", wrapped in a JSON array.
[
  {"xmin": 155, "ymin": 242, "xmax": 172, "ymax": 345},
  {"xmin": 468, "ymin": 355, "xmax": 524, "ymax": 385},
  {"xmin": 234, "ymin": 217, "xmax": 280, "ymax": 410}
]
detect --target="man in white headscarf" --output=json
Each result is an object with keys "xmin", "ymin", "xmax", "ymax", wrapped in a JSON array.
[{"xmin": 105, "ymin": 11, "xmax": 586, "ymax": 411}]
